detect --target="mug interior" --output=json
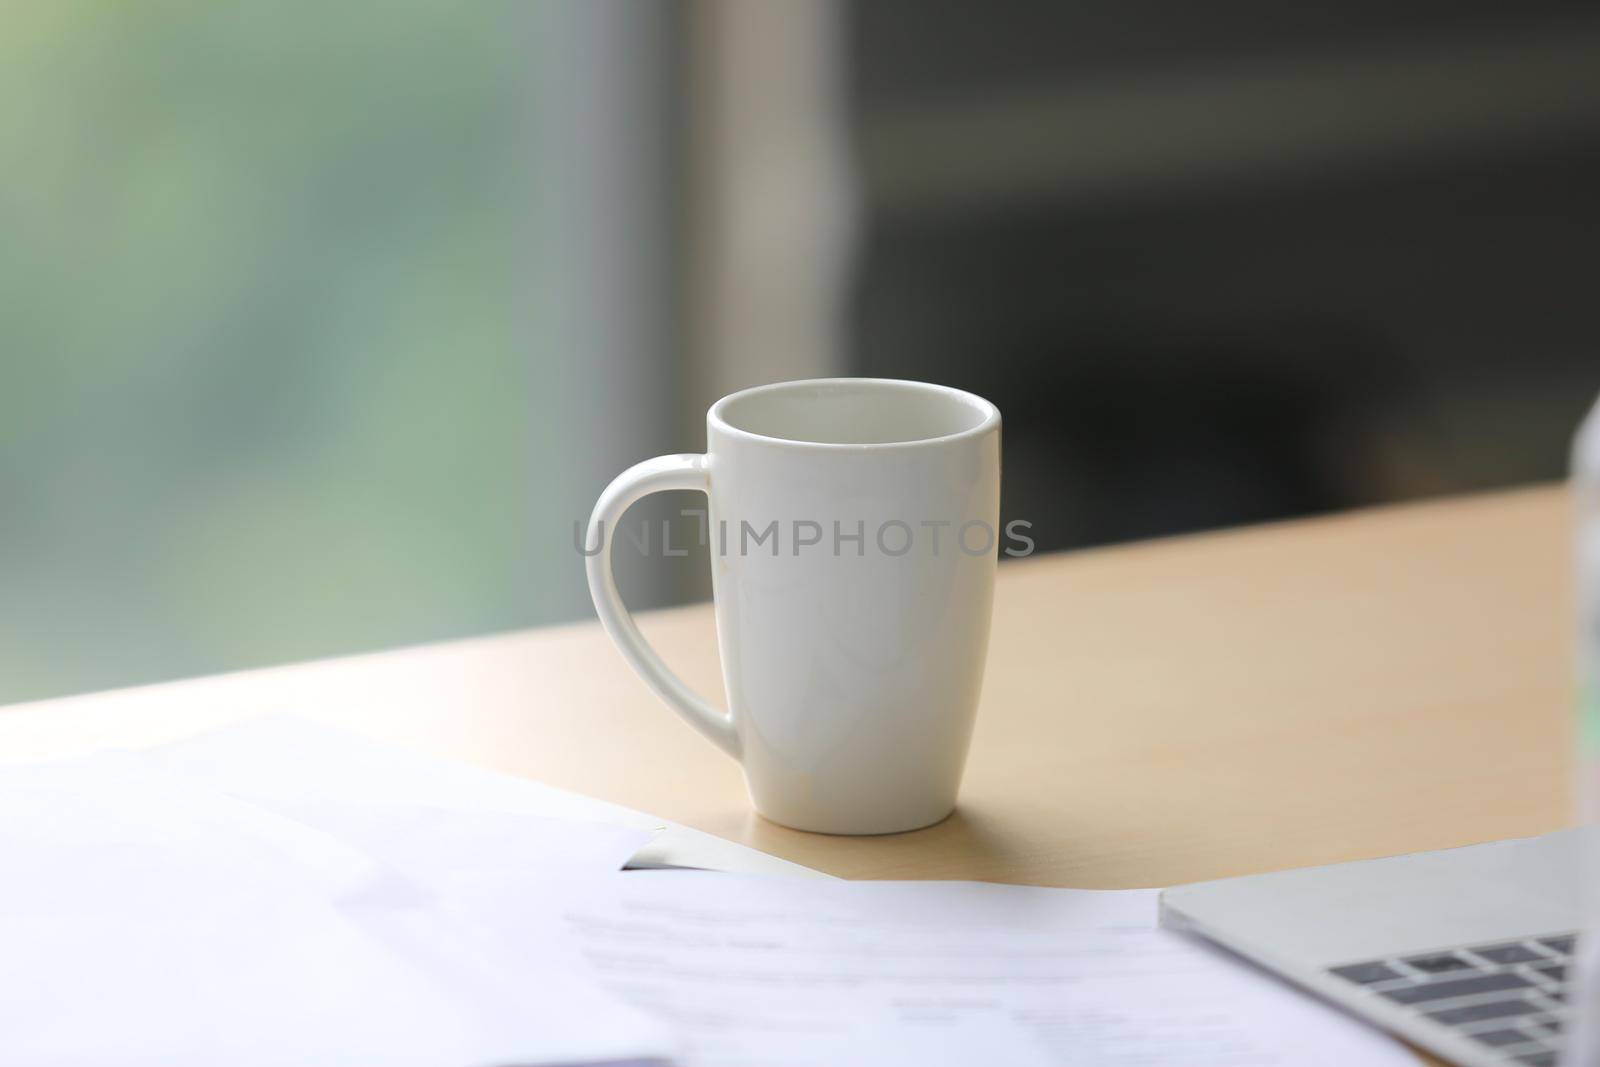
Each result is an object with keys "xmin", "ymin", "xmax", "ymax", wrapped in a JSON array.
[{"xmin": 712, "ymin": 379, "xmax": 996, "ymax": 446}]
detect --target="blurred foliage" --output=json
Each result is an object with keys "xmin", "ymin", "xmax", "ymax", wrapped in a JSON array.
[{"xmin": 0, "ymin": 3, "xmax": 550, "ymax": 703}]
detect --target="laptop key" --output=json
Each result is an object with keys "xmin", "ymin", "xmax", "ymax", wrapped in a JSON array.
[
  {"xmin": 1539, "ymin": 935, "xmax": 1577, "ymax": 956},
  {"xmin": 1533, "ymin": 964, "xmax": 1567, "ymax": 982},
  {"xmin": 1330, "ymin": 961, "xmax": 1403, "ymax": 984},
  {"xmin": 1426, "ymin": 998, "xmax": 1543, "ymax": 1026},
  {"xmin": 1515, "ymin": 1053, "xmax": 1558, "ymax": 1067},
  {"xmin": 1383, "ymin": 972, "xmax": 1531, "ymax": 1005},
  {"xmin": 1474, "ymin": 943, "xmax": 1549, "ymax": 965},
  {"xmin": 1469, "ymin": 1028, "xmax": 1535, "ymax": 1048},
  {"xmin": 1405, "ymin": 953, "xmax": 1475, "ymax": 973}
]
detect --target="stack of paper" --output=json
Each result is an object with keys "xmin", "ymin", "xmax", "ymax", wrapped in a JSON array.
[
  {"xmin": 0, "ymin": 717, "xmax": 1418, "ymax": 1066},
  {"xmin": 0, "ymin": 751, "xmax": 670, "ymax": 1066}
]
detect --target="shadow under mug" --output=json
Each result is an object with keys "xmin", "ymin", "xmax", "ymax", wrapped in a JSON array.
[{"xmin": 585, "ymin": 378, "xmax": 1000, "ymax": 834}]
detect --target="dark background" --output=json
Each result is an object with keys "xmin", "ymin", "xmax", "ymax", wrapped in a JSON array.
[{"xmin": 845, "ymin": 0, "xmax": 1600, "ymax": 552}]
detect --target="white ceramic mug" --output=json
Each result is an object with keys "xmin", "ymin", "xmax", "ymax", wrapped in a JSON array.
[{"xmin": 585, "ymin": 378, "xmax": 1000, "ymax": 834}]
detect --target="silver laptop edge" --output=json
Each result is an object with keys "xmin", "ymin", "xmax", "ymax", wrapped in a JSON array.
[{"xmin": 1160, "ymin": 829, "xmax": 1589, "ymax": 1067}]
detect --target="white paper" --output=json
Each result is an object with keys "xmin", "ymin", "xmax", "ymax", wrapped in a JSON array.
[
  {"xmin": 149, "ymin": 716, "xmax": 823, "ymax": 878},
  {"xmin": 0, "ymin": 754, "xmax": 674, "ymax": 1067},
  {"xmin": 4, "ymin": 719, "xmax": 1420, "ymax": 1067},
  {"xmin": 264, "ymin": 801, "xmax": 651, "ymax": 894},
  {"xmin": 0, "ymin": 751, "xmax": 398, "ymax": 914},
  {"xmin": 531, "ymin": 871, "xmax": 1417, "ymax": 1067}
]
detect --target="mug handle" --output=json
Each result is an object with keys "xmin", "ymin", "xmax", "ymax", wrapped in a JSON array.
[{"xmin": 584, "ymin": 454, "xmax": 741, "ymax": 759}]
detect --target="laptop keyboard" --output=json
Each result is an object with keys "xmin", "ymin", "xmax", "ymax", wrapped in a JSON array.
[{"xmin": 1328, "ymin": 934, "xmax": 1577, "ymax": 1066}]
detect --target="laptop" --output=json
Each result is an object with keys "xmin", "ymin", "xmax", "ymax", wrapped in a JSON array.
[{"xmin": 1160, "ymin": 829, "xmax": 1591, "ymax": 1067}]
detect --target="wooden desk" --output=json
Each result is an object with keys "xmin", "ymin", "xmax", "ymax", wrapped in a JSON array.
[{"xmin": 0, "ymin": 484, "xmax": 1573, "ymax": 890}]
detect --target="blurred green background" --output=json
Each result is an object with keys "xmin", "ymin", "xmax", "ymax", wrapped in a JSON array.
[{"xmin": 0, "ymin": 3, "xmax": 627, "ymax": 705}]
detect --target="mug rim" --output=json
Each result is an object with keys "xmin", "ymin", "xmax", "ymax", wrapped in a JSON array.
[{"xmin": 708, "ymin": 377, "xmax": 1000, "ymax": 451}]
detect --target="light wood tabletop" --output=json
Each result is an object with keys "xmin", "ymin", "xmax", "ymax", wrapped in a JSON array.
[{"xmin": 0, "ymin": 483, "xmax": 1573, "ymax": 889}]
